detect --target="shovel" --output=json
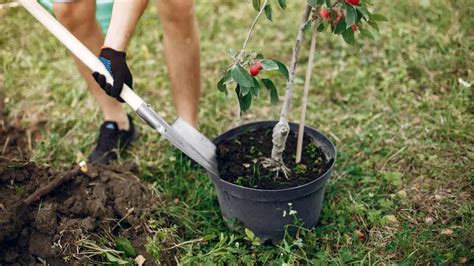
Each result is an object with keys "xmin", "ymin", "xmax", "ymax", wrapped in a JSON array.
[{"xmin": 19, "ymin": 0, "xmax": 219, "ymax": 176}]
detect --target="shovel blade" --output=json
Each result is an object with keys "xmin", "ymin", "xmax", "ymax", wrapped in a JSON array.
[{"xmin": 171, "ymin": 118, "xmax": 218, "ymax": 172}]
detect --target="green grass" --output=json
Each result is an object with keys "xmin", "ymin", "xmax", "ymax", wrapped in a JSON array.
[{"xmin": 1, "ymin": 0, "xmax": 473, "ymax": 264}]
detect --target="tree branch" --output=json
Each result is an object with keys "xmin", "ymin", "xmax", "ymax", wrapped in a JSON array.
[
  {"xmin": 235, "ymin": 0, "xmax": 269, "ymax": 64},
  {"xmin": 23, "ymin": 165, "xmax": 88, "ymax": 205}
]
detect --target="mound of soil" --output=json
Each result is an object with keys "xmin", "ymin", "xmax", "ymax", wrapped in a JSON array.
[
  {"xmin": 0, "ymin": 109, "xmax": 161, "ymax": 264},
  {"xmin": 0, "ymin": 157, "xmax": 159, "ymax": 264},
  {"xmin": 216, "ymin": 128, "xmax": 332, "ymax": 190}
]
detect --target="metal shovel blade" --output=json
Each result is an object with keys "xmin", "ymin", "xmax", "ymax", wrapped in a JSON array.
[
  {"xmin": 136, "ymin": 105, "xmax": 219, "ymax": 176},
  {"xmin": 171, "ymin": 118, "xmax": 217, "ymax": 169}
]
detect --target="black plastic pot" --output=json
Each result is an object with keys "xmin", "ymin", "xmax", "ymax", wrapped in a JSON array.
[{"xmin": 210, "ymin": 121, "xmax": 336, "ymax": 243}]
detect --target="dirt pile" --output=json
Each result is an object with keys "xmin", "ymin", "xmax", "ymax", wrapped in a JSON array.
[{"xmin": 0, "ymin": 118, "xmax": 159, "ymax": 264}]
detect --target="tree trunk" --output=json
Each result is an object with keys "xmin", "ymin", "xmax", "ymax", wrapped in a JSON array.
[{"xmin": 270, "ymin": 5, "xmax": 312, "ymax": 167}]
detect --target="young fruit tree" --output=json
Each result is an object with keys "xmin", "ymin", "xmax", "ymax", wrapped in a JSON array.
[{"xmin": 217, "ymin": 0, "xmax": 386, "ymax": 179}]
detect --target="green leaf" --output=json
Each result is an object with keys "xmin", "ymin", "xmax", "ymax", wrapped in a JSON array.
[
  {"xmin": 274, "ymin": 60, "xmax": 289, "ymax": 80},
  {"xmin": 359, "ymin": 28, "xmax": 374, "ymax": 39},
  {"xmin": 334, "ymin": 20, "xmax": 347, "ymax": 34},
  {"xmin": 355, "ymin": 5, "xmax": 370, "ymax": 21},
  {"xmin": 252, "ymin": 0, "xmax": 261, "ymax": 11},
  {"xmin": 277, "ymin": 0, "xmax": 286, "ymax": 9},
  {"xmin": 203, "ymin": 234, "xmax": 217, "ymax": 241},
  {"xmin": 307, "ymin": 0, "xmax": 317, "ymax": 7},
  {"xmin": 115, "ymin": 237, "xmax": 136, "ymax": 258},
  {"xmin": 367, "ymin": 18, "xmax": 379, "ymax": 32},
  {"xmin": 240, "ymin": 85, "xmax": 251, "ymax": 96},
  {"xmin": 260, "ymin": 59, "xmax": 279, "ymax": 71},
  {"xmin": 245, "ymin": 228, "xmax": 255, "ymax": 240},
  {"xmin": 325, "ymin": 0, "xmax": 332, "ymax": 7},
  {"xmin": 105, "ymin": 253, "xmax": 129, "ymax": 265},
  {"xmin": 235, "ymin": 85, "xmax": 252, "ymax": 114},
  {"xmin": 256, "ymin": 53, "xmax": 264, "ymax": 59},
  {"xmin": 217, "ymin": 71, "xmax": 231, "ymax": 95},
  {"xmin": 251, "ymin": 77, "xmax": 260, "ymax": 97},
  {"xmin": 261, "ymin": 79, "xmax": 279, "ymax": 104},
  {"xmin": 223, "ymin": 69, "xmax": 233, "ymax": 83},
  {"xmin": 240, "ymin": 92, "xmax": 252, "ymax": 113},
  {"xmin": 217, "ymin": 77, "xmax": 226, "ymax": 92},
  {"xmin": 342, "ymin": 28, "xmax": 355, "ymax": 45},
  {"xmin": 345, "ymin": 4, "xmax": 357, "ymax": 26},
  {"xmin": 371, "ymin": 13, "xmax": 388, "ymax": 22},
  {"xmin": 317, "ymin": 20, "xmax": 326, "ymax": 32},
  {"xmin": 231, "ymin": 64, "xmax": 254, "ymax": 87},
  {"xmin": 264, "ymin": 4, "xmax": 273, "ymax": 21}
]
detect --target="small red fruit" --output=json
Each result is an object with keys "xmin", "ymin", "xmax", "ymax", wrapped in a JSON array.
[
  {"xmin": 255, "ymin": 61, "xmax": 263, "ymax": 70},
  {"xmin": 351, "ymin": 24, "xmax": 359, "ymax": 32},
  {"xmin": 249, "ymin": 65, "xmax": 260, "ymax": 76},
  {"xmin": 345, "ymin": 0, "xmax": 360, "ymax": 5},
  {"xmin": 320, "ymin": 9, "xmax": 330, "ymax": 19}
]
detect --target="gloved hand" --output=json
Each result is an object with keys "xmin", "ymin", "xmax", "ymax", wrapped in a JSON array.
[{"xmin": 92, "ymin": 48, "xmax": 133, "ymax": 102}]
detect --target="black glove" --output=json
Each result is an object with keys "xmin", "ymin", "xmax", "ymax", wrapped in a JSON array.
[{"xmin": 92, "ymin": 48, "xmax": 133, "ymax": 102}]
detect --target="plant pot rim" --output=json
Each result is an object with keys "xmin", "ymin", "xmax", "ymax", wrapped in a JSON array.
[{"xmin": 211, "ymin": 120, "xmax": 336, "ymax": 193}]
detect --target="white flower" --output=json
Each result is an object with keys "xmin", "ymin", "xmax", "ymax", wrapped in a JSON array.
[
  {"xmin": 458, "ymin": 78, "xmax": 471, "ymax": 88},
  {"xmin": 289, "ymin": 209, "xmax": 298, "ymax": 215},
  {"xmin": 293, "ymin": 238, "xmax": 303, "ymax": 248},
  {"xmin": 282, "ymin": 210, "xmax": 287, "ymax": 217}
]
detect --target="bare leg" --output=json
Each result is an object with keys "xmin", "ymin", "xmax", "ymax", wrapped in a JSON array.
[
  {"xmin": 54, "ymin": 1, "xmax": 129, "ymax": 130},
  {"xmin": 157, "ymin": 0, "xmax": 201, "ymax": 128}
]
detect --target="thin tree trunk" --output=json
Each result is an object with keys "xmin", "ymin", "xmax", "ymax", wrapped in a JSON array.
[
  {"xmin": 270, "ymin": 5, "xmax": 312, "ymax": 166},
  {"xmin": 296, "ymin": 19, "xmax": 318, "ymax": 164}
]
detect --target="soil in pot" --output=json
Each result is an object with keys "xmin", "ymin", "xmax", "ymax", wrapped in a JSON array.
[{"xmin": 216, "ymin": 127, "xmax": 333, "ymax": 190}]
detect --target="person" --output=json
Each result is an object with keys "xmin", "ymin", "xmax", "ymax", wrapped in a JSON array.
[{"xmin": 53, "ymin": 0, "xmax": 201, "ymax": 163}]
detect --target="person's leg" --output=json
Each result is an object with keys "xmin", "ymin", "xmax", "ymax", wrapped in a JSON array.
[
  {"xmin": 53, "ymin": 1, "xmax": 129, "ymax": 130},
  {"xmin": 156, "ymin": 0, "xmax": 201, "ymax": 128}
]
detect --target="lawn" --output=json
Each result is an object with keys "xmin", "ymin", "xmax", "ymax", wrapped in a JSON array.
[{"xmin": 1, "ymin": 0, "xmax": 473, "ymax": 264}]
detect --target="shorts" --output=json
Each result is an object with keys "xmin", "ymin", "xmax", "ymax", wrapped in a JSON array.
[{"xmin": 38, "ymin": 0, "xmax": 113, "ymax": 33}]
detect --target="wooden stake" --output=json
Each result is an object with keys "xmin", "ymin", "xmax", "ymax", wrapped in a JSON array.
[{"xmin": 296, "ymin": 19, "xmax": 318, "ymax": 164}]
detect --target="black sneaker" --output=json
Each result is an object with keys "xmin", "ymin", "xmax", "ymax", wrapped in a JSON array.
[{"xmin": 88, "ymin": 114, "xmax": 138, "ymax": 164}]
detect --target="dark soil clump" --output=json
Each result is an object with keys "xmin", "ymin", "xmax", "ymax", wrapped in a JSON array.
[
  {"xmin": 216, "ymin": 128, "xmax": 332, "ymax": 190},
  {"xmin": 0, "ymin": 117, "xmax": 163, "ymax": 264},
  {"xmin": 0, "ymin": 158, "xmax": 158, "ymax": 265}
]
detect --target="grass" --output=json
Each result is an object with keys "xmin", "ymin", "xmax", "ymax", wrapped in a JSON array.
[{"xmin": 1, "ymin": 0, "xmax": 473, "ymax": 264}]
